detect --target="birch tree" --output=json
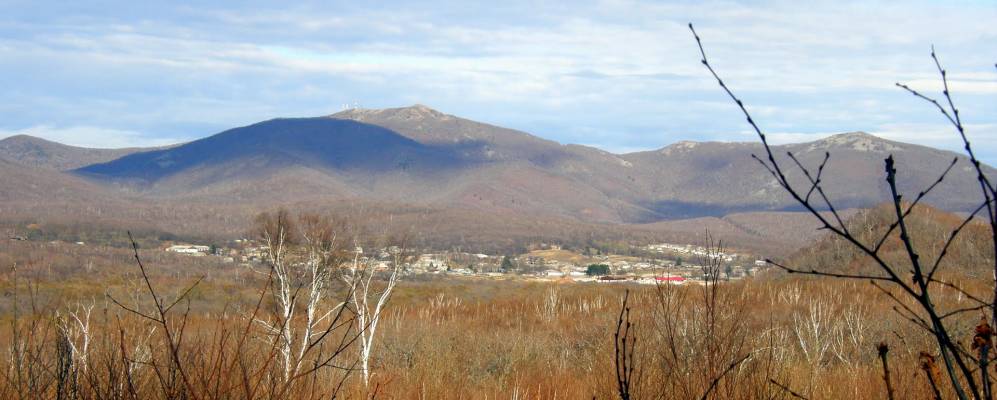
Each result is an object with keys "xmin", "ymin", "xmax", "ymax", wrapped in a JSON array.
[
  {"xmin": 55, "ymin": 299, "xmax": 95, "ymax": 374},
  {"xmin": 255, "ymin": 210, "xmax": 352, "ymax": 383},
  {"xmin": 341, "ymin": 241, "xmax": 403, "ymax": 386}
]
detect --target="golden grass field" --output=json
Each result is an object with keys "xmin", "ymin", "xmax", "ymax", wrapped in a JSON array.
[{"xmin": 0, "ymin": 204, "xmax": 992, "ymax": 399}]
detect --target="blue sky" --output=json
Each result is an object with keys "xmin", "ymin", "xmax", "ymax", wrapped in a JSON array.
[{"xmin": 1, "ymin": 0, "xmax": 995, "ymax": 162}]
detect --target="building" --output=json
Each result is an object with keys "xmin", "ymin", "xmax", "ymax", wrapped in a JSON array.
[
  {"xmin": 524, "ymin": 256, "xmax": 546, "ymax": 267},
  {"xmin": 167, "ymin": 245, "xmax": 211, "ymax": 255},
  {"xmin": 655, "ymin": 276, "xmax": 686, "ymax": 284}
]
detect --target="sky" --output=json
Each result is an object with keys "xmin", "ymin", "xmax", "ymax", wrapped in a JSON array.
[{"xmin": 1, "ymin": 0, "xmax": 995, "ymax": 162}]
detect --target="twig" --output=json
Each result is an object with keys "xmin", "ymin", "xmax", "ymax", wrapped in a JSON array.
[
  {"xmin": 689, "ymin": 24, "xmax": 988, "ymax": 400},
  {"xmin": 878, "ymin": 342, "xmax": 896, "ymax": 400},
  {"xmin": 769, "ymin": 379, "xmax": 809, "ymax": 400},
  {"xmin": 615, "ymin": 290, "xmax": 636, "ymax": 400},
  {"xmin": 121, "ymin": 231, "xmax": 200, "ymax": 400},
  {"xmin": 700, "ymin": 353, "xmax": 749, "ymax": 400}
]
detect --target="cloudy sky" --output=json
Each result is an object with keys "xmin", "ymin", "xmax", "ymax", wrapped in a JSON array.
[{"xmin": 1, "ymin": 1, "xmax": 995, "ymax": 162}]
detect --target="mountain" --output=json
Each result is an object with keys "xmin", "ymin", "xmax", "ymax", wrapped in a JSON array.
[
  {"xmin": 3, "ymin": 105, "xmax": 994, "ymax": 255},
  {"xmin": 74, "ymin": 108, "xmax": 640, "ymax": 222},
  {"xmin": 74, "ymin": 106, "xmax": 994, "ymax": 223},
  {"xmin": 75, "ymin": 117, "xmax": 472, "ymax": 196},
  {"xmin": 331, "ymin": 106, "xmax": 659, "ymax": 221},
  {"xmin": 619, "ymin": 132, "xmax": 994, "ymax": 219},
  {"xmin": 0, "ymin": 135, "xmax": 151, "ymax": 171},
  {"xmin": 332, "ymin": 107, "xmax": 995, "ymax": 219}
]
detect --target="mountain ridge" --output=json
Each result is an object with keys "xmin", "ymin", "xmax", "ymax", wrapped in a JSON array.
[
  {"xmin": 64, "ymin": 105, "xmax": 994, "ymax": 223},
  {"xmin": 0, "ymin": 134, "xmax": 156, "ymax": 171},
  {"xmin": 2, "ymin": 104, "xmax": 993, "ymax": 256}
]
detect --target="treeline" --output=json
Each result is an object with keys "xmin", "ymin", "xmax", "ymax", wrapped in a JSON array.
[{"xmin": 3, "ymin": 220, "xmax": 226, "ymax": 249}]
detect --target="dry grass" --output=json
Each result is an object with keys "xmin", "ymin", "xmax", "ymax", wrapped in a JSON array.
[{"xmin": 0, "ymin": 222, "xmax": 992, "ymax": 399}]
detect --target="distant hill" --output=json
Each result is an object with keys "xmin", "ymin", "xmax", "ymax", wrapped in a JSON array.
[
  {"xmin": 787, "ymin": 204, "xmax": 993, "ymax": 277},
  {"xmin": 620, "ymin": 132, "xmax": 994, "ymax": 218},
  {"xmin": 0, "ymin": 135, "xmax": 151, "ymax": 171},
  {"xmin": 0, "ymin": 156, "xmax": 117, "ymax": 204},
  {"xmin": 75, "ymin": 117, "xmax": 473, "ymax": 197},
  {"xmin": 638, "ymin": 209, "xmax": 862, "ymax": 255}
]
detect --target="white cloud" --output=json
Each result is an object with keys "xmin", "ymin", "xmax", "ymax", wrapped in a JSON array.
[
  {"xmin": 762, "ymin": 132, "xmax": 845, "ymax": 145},
  {"xmin": 0, "ymin": 0, "xmax": 994, "ymax": 162},
  {"xmin": 873, "ymin": 122, "xmax": 997, "ymax": 153}
]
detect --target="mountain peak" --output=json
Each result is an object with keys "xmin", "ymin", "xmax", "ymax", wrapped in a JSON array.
[
  {"xmin": 1, "ymin": 134, "xmax": 56, "ymax": 146},
  {"xmin": 789, "ymin": 131, "xmax": 907, "ymax": 155},
  {"xmin": 824, "ymin": 131, "xmax": 877, "ymax": 141},
  {"xmin": 329, "ymin": 104, "xmax": 452, "ymax": 122},
  {"xmin": 407, "ymin": 103, "xmax": 437, "ymax": 112},
  {"xmin": 809, "ymin": 131, "xmax": 900, "ymax": 152}
]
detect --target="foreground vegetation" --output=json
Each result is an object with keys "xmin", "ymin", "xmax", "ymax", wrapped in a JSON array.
[{"xmin": 0, "ymin": 202, "xmax": 992, "ymax": 399}]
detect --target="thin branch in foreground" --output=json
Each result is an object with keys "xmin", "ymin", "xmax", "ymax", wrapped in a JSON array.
[
  {"xmin": 699, "ymin": 353, "xmax": 749, "ymax": 400},
  {"xmin": 873, "ymin": 157, "xmax": 958, "ymax": 254},
  {"xmin": 121, "ymin": 231, "xmax": 200, "ymax": 400},
  {"xmin": 902, "ymin": 46, "xmax": 997, "ymax": 332},
  {"xmin": 766, "ymin": 259, "xmax": 893, "ymax": 282},
  {"xmin": 689, "ymin": 23, "xmax": 988, "ymax": 400},
  {"xmin": 768, "ymin": 379, "xmax": 809, "ymax": 400},
  {"xmin": 615, "ymin": 290, "xmax": 637, "ymax": 400},
  {"xmin": 878, "ymin": 342, "xmax": 896, "ymax": 400},
  {"xmin": 921, "ymin": 352, "xmax": 945, "ymax": 400},
  {"xmin": 927, "ymin": 198, "xmax": 994, "ymax": 282}
]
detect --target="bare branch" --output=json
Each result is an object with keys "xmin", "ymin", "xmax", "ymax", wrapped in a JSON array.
[
  {"xmin": 106, "ymin": 294, "xmax": 159, "ymax": 323},
  {"xmin": 769, "ymin": 379, "xmax": 810, "ymax": 400},
  {"xmin": 927, "ymin": 199, "xmax": 993, "ymax": 282},
  {"xmin": 690, "ymin": 26, "xmax": 990, "ymax": 399},
  {"xmin": 700, "ymin": 353, "xmax": 749, "ymax": 400},
  {"xmin": 766, "ymin": 259, "xmax": 894, "ymax": 282},
  {"xmin": 874, "ymin": 157, "xmax": 958, "ymax": 253},
  {"xmin": 163, "ymin": 276, "xmax": 205, "ymax": 314}
]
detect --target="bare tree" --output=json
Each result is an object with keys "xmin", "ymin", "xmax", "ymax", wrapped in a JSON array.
[
  {"xmin": 792, "ymin": 297, "xmax": 833, "ymax": 370},
  {"xmin": 340, "ymin": 240, "xmax": 403, "ymax": 386},
  {"xmin": 54, "ymin": 297, "xmax": 96, "ymax": 396},
  {"xmin": 689, "ymin": 24, "xmax": 995, "ymax": 399},
  {"xmin": 107, "ymin": 232, "xmax": 203, "ymax": 399},
  {"xmin": 830, "ymin": 303, "xmax": 870, "ymax": 372},
  {"xmin": 254, "ymin": 210, "xmax": 355, "ymax": 384},
  {"xmin": 632, "ymin": 234, "xmax": 751, "ymax": 399}
]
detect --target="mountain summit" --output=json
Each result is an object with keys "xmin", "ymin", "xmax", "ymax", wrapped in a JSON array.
[
  {"xmin": 331, "ymin": 104, "xmax": 452, "ymax": 124},
  {"xmin": 329, "ymin": 105, "xmax": 562, "ymax": 163}
]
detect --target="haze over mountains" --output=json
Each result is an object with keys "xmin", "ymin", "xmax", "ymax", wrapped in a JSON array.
[{"xmin": 2, "ymin": 105, "xmax": 992, "ymax": 254}]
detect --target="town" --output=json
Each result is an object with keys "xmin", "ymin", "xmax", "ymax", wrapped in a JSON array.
[{"xmin": 164, "ymin": 239, "xmax": 769, "ymax": 284}]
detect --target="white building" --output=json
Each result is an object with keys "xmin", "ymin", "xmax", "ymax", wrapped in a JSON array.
[{"xmin": 167, "ymin": 245, "xmax": 210, "ymax": 255}]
